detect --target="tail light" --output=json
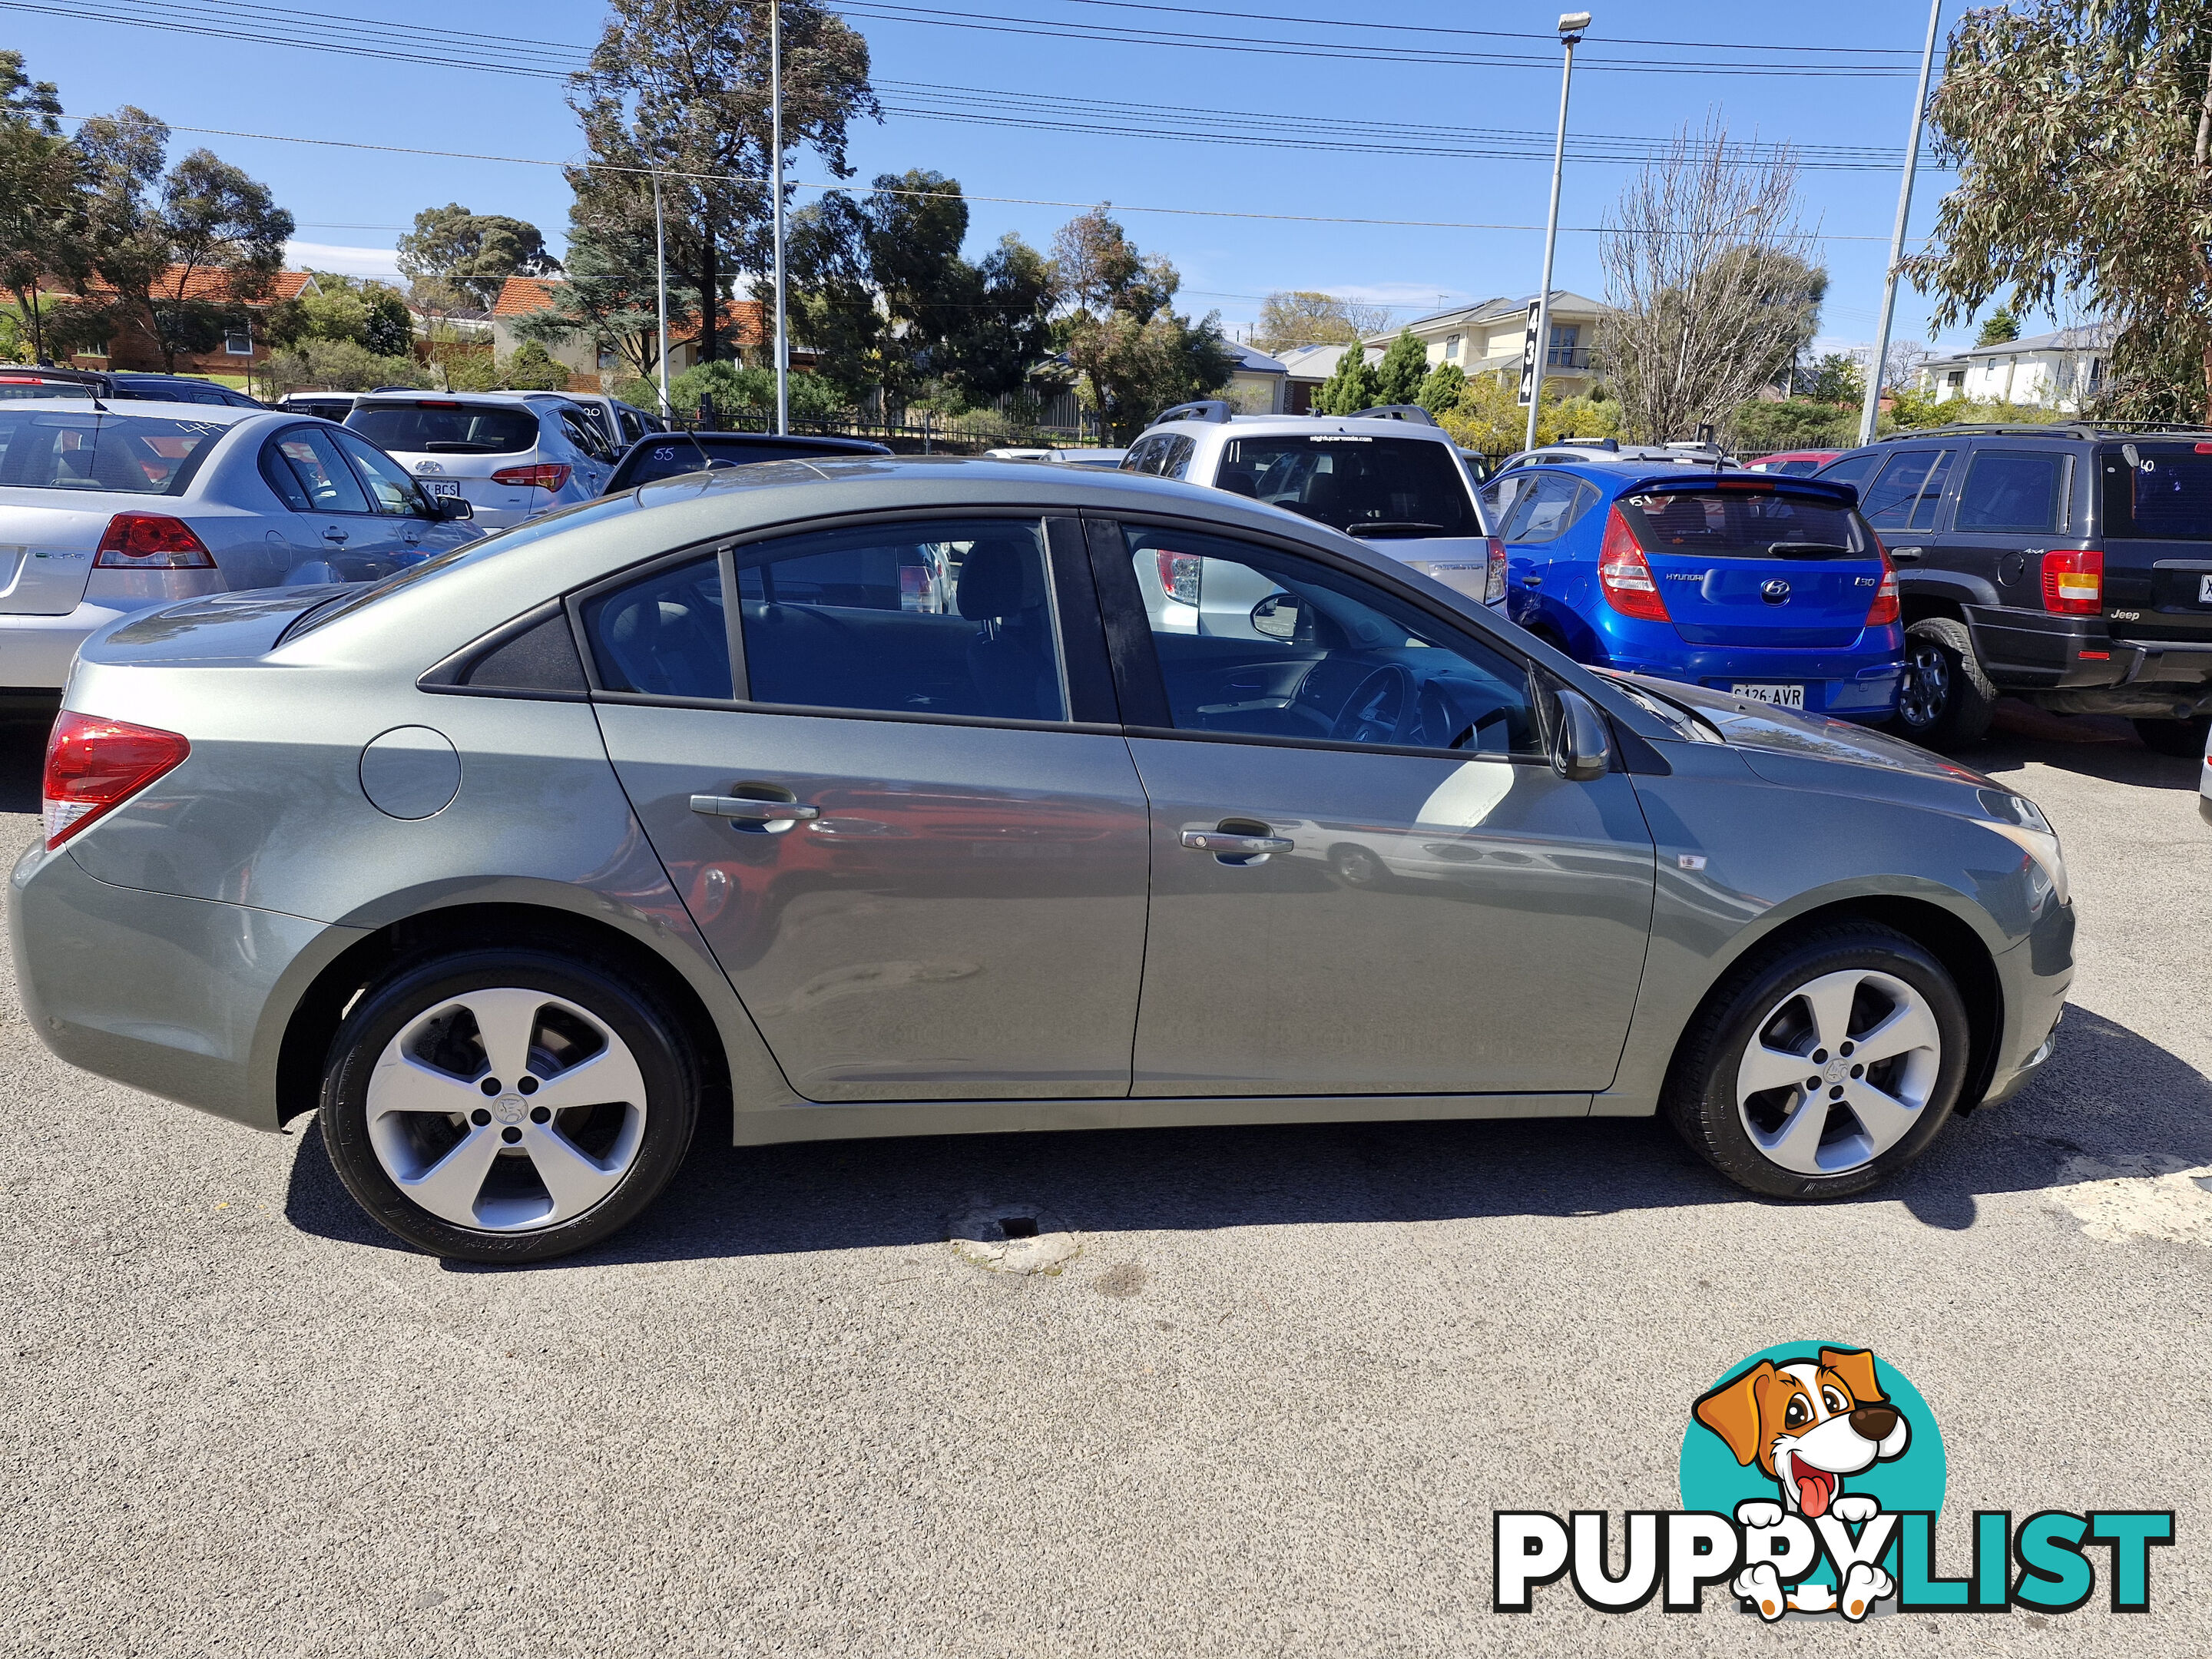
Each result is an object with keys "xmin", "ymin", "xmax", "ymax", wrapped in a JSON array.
[
  {"xmin": 491, "ymin": 463, "xmax": 571, "ymax": 492},
  {"xmin": 2041, "ymin": 548, "xmax": 2103, "ymax": 614},
  {"xmin": 1484, "ymin": 535, "xmax": 1508, "ymax": 604},
  {"xmin": 1865, "ymin": 539, "xmax": 1900, "ymax": 627},
  {"xmin": 1597, "ymin": 508, "xmax": 1669, "ymax": 621},
  {"xmin": 94, "ymin": 512, "xmax": 215, "ymax": 569},
  {"xmin": 42, "ymin": 710, "xmax": 190, "ymax": 849},
  {"xmin": 1155, "ymin": 549, "xmax": 1202, "ymax": 605}
]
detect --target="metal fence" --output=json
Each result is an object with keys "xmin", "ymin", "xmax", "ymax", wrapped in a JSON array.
[{"xmin": 671, "ymin": 392, "xmax": 1108, "ymax": 455}]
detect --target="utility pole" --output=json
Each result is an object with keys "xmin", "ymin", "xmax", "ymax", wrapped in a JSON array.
[
  {"xmin": 1524, "ymin": 12, "xmax": 1588, "ymax": 455},
  {"xmin": 1860, "ymin": 0, "xmax": 1944, "ymax": 447},
  {"xmin": 770, "ymin": 0, "xmax": 789, "ymax": 435},
  {"xmin": 652, "ymin": 171, "xmax": 671, "ymax": 422}
]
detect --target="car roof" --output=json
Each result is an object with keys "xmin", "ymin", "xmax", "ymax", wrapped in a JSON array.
[
  {"xmin": 349, "ymin": 391, "xmax": 555, "ymax": 409},
  {"xmin": 8, "ymin": 398, "xmax": 269, "ymax": 426},
  {"xmin": 1141, "ymin": 412, "xmax": 1459, "ymax": 442},
  {"xmin": 1512, "ymin": 458, "xmax": 1859, "ymax": 496},
  {"xmin": 631, "ymin": 430, "xmax": 889, "ymax": 452}
]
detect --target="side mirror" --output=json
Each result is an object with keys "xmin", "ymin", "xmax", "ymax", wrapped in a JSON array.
[
  {"xmin": 1250, "ymin": 592, "xmax": 1300, "ymax": 640},
  {"xmin": 1548, "ymin": 687, "xmax": 1611, "ymax": 782},
  {"xmin": 432, "ymin": 495, "xmax": 473, "ymax": 521}
]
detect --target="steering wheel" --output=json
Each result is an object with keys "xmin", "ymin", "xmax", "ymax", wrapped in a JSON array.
[
  {"xmin": 1331, "ymin": 663, "xmax": 1417, "ymax": 745},
  {"xmin": 1449, "ymin": 707, "xmax": 1514, "ymax": 752}
]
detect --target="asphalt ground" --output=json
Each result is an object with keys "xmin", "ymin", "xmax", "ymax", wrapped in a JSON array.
[{"xmin": 1, "ymin": 702, "xmax": 2207, "ymax": 1657}]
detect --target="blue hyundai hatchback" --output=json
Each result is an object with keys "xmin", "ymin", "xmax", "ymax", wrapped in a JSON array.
[{"xmin": 1479, "ymin": 462, "xmax": 1903, "ymax": 721}]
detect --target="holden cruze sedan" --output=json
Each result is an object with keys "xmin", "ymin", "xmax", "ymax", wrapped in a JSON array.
[{"xmin": 11, "ymin": 459, "xmax": 2074, "ymax": 1261}]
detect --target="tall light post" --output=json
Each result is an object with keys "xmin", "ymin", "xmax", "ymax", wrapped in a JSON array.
[
  {"xmin": 1523, "ymin": 11, "xmax": 1588, "ymax": 455},
  {"xmin": 770, "ymin": 0, "xmax": 789, "ymax": 435},
  {"xmin": 1859, "ymin": 0, "xmax": 1945, "ymax": 447},
  {"xmin": 652, "ymin": 170, "xmax": 671, "ymax": 420}
]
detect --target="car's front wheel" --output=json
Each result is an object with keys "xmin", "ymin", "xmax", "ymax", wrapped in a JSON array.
[
  {"xmin": 1892, "ymin": 618, "xmax": 1996, "ymax": 748},
  {"xmin": 319, "ymin": 949, "xmax": 699, "ymax": 1262},
  {"xmin": 1663, "ymin": 924, "xmax": 1970, "ymax": 1199}
]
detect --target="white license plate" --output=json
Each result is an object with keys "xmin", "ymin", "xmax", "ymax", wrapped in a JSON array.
[
  {"xmin": 422, "ymin": 480, "xmax": 462, "ymax": 498},
  {"xmin": 2199, "ymin": 574, "xmax": 2212, "ymax": 604},
  {"xmin": 1730, "ymin": 682, "xmax": 1805, "ymax": 708}
]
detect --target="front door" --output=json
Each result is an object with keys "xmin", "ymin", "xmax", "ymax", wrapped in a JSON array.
[
  {"xmin": 587, "ymin": 515, "xmax": 1151, "ymax": 1102},
  {"xmin": 1094, "ymin": 519, "xmax": 1657, "ymax": 1098}
]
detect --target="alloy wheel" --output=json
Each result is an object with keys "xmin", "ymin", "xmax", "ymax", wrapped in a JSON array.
[
  {"xmin": 363, "ymin": 988, "xmax": 649, "ymax": 1232},
  {"xmin": 1896, "ymin": 642, "xmax": 1950, "ymax": 730},
  {"xmin": 1733, "ymin": 968, "xmax": 1942, "ymax": 1177}
]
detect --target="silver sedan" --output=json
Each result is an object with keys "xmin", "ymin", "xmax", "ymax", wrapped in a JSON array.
[{"xmin": 11, "ymin": 458, "xmax": 2075, "ymax": 1261}]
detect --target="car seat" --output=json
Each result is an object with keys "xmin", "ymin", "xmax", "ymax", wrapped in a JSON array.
[{"xmin": 958, "ymin": 538, "xmax": 1061, "ymax": 720}]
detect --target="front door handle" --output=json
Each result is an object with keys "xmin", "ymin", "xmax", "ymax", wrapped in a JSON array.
[
  {"xmin": 691, "ymin": 793, "xmax": 820, "ymax": 823},
  {"xmin": 1181, "ymin": 829, "xmax": 1293, "ymax": 856},
  {"xmin": 323, "ymin": 527, "xmax": 349, "ymax": 544},
  {"xmin": 1889, "ymin": 546, "xmax": 1923, "ymax": 562}
]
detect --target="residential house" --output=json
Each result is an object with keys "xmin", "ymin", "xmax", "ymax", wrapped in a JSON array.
[
  {"xmin": 61, "ymin": 267, "xmax": 323, "ymax": 378},
  {"xmin": 1914, "ymin": 323, "xmax": 2116, "ymax": 410},
  {"xmin": 484, "ymin": 276, "xmax": 777, "ymax": 392},
  {"xmin": 1277, "ymin": 342, "xmax": 1380, "ymax": 414},
  {"xmin": 1363, "ymin": 291, "xmax": 1614, "ymax": 397},
  {"xmin": 1222, "ymin": 342, "xmax": 1288, "ymax": 413}
]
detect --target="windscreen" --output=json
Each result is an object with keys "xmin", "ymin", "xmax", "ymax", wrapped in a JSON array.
[
  {"xmin": 2101, "ymin": 443, "xmax": 2212, "ymax": 540},
  {"xmin": 347, "ymin": 402, "xmax": 538, "ymax": 455},
  {"xmin": 0, "ymin": 410, "xmax": 225, "ymax": 495},
  {"xmin": 617, "ymin": 436, "xmax": 863, "ymax": 485},
  {"xmin": 1615, "ymin": 485, "xmax": 1870, "ymax": 558},
  {"xmin": 1215, "ymin": 434, "xmax": 1477, "ymax": 538}
]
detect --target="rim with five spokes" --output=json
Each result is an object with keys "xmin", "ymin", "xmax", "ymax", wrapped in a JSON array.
[
  {"xmin": 1734, "ymin": 967, "xmax": 1942, "ymax": 1177},
  {"xmin": 364, "ymin": 988, "xmax": 648, "ymax": 1233}
]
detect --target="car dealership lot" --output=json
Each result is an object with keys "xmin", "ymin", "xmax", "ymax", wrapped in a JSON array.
[{"xmin": 1, "ymin": 706, "xmax": 2207, "ymax": 1656}]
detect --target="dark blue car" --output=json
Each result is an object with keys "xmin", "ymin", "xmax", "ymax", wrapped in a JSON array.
[{"xmin": 1478, "ymin": 461, "xmax": 1903, "ymax": 722}]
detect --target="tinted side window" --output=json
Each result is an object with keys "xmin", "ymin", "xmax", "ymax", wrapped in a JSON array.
[
  {"xmin": 269, "ymin": 426, "xmax": 371, "ymax": 514},
  {"xmin": 1954, "ymin": 450, "xmax": 2066, "ymax": 533},
  {"xmin": 1501, "ymin": 472, "xmax": 1585, "ymax": 544},
  {"xmin": 581, "ymin": 554, "xmax": 732, "ymax": 700},
  {"xmin": 1859, "ymin": 449, "xmax": 1953, "ymax": 531},
  {"xmin": 1123, "ymin": 525, "xmax": 1540, "ymax": 757},
  {"xmin": 331, "ymin": 429, "xmax": 430, "ymax": 516},
  {"xmin": 561, "ymin": 409, "xmax": 611, "ymax": 461},
  {"xmin": 1162, "ymin": 433, "xmax": 1197, "ymax": 480},
  {"xmin": 1816, "ymin": 452, "xmax": 1880, "ymax": 493},
  {"xmin": 736, "ymin": 518, "xmax": 1066, "ymax": 722}
]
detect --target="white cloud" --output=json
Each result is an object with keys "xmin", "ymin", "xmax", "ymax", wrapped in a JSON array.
[{"xmin": 285, "ymin": 241, "xmax": 402, "ymax": 280}]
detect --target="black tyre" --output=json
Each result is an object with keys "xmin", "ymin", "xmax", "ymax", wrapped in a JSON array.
[
  {"xmin": 1892, "ymin": 618, "xmax": 1997, "ymax": 748},
  {"xmin": 2132, "ymin": 715, "xmax": 2211, "ymax": 758},
  {"xmin": 1662, "ymin": 924, "xmax": 1971, "ymax": 1200},
  {"xmin": 319, "ymin": 948, "xmax": 700, "ymax": 1263}
]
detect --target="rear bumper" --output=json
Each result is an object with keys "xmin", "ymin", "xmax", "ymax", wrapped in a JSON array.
[
  {"xmin": 10, "ymin": 841, "xmax": 364, "ymax": 1130},
  {"xmin": 0, "ymin": 600, "xmax": 128, "ymax": 690},
  {"xmin": 1592, "ymin": 641, "xmax": 1902, "ymax": 720}
]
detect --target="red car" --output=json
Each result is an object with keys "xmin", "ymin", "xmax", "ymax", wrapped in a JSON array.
[{"xmin": 1744, "ymin": 449, "xmax": 1843, "ymax": 476}]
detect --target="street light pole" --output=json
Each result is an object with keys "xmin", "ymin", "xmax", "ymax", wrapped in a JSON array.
[
  {"xmin": 770, "ymin": 0, "xmax": 789, "ymax": 436},
  {"xmin": 1859, "ymin": 0, "xmax": 1944, "ymax": 447},
  {"xmin": 1524, "ymin": 12, "xmax": 1587, "ymax": 455},
  {"xmin": 652, "ymin": 171, "xmax": 671, "ymax": 421}
]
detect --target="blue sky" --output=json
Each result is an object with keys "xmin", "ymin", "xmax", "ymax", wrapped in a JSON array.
[{"xmin": 15, "ymin": 0, "xmax": 2048, "ymax": 356}]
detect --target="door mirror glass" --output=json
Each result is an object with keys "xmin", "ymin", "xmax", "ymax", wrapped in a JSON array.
[
  {"xmin": 1547, "ymin": 687, "xmax": 1611, "ymax": 781},
  {"xmin": 1250, "ymin": 591, "xmax": 1300, "ymax": 640}
]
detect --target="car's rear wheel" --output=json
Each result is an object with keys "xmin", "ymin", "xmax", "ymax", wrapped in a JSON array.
[
  {"xmin": 319, "ymin": 949, "xmax": 699, "ymax": 1262},
  {"xmin": 1892, "ymin": 618, "xmax": 1996, "ymax": 748},
  {"xmin": 2131, "ymin": 715, "xmax": 2210, "ymax": 758},
  {"xmin": 1663, "ymin": 924, "xmax": 1970, "ymax": 1199}
]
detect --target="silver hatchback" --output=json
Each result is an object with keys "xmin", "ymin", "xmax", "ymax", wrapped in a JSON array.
[{"xmin": 11, "ymin": 459, "xmax": 2075, "ymax": 1261}]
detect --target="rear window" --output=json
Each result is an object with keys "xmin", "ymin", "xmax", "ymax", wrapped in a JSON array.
[
  {"xmin": 0, "ymin": 410, "xmax": 225, "ymax": 495},
  {"xmin": 1617, "ymin": 485, "xmax": 1871, "ymax": 558},
  {"xmin": 0, "ymin": 377, "xmax": 94, "ymax": 400},
  {"xmin": 1215, "ymin": 433, "xmax": 1476, "ymax": 538},
  {"xmin": 2101, "ymin": 443, "xmax": 2212, "ymax": 541},
  {"xmin": 347, "ymin": 402, "xmax": 538, "ymax": 455}
]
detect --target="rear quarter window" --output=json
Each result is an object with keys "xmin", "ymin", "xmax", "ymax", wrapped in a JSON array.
[{"xmin": 348, "ymin": 403, "xmax": 539, "ymax": 455}]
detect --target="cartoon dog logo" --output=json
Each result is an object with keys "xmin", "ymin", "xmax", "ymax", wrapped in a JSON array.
[{"xmin": 1693, "ymin": 1346, "xmax": 1911, "ymax": 1619}]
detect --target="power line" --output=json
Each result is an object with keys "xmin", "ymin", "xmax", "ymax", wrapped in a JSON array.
[{"xmin": 49, "ymin": 110, "xmax": 1917, "ymax": 242}]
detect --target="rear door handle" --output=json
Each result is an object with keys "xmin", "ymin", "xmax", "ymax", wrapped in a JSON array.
[
  {"xmin": 1181, "ymin": 830, "xmax": 1293, "ymax": 855},
  {"xmin": 1889, "ymin": 546, "xmax": 1922, "ymax": 562},
  {"xmin": 691, "ymin": 794, "xmax": 820, "ymax": 823}
]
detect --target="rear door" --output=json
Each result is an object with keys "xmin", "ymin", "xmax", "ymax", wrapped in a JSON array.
[
  {"xmin": 587, "ymin": 514, "xmax": 1152, "ymax": 1103},
  {"xmin": 1619, "ymin": 480, "xmax": 1886, "ymax": 648},
  {"xmin": 329, "ymin": 429, "xmax": 480, "ymax": 563},
  {"xmin": 1931, "ymin": 445, "xmax": 2070, "ymax": 612},
  {"xmin": 257, "ymin": 424, "xmax": 407, "ymax": 576}
]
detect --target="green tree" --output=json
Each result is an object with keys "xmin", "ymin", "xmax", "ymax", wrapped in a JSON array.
[
  {"xmin": 1438, "ymin": 375, "xmax": 1618, "ymax": 453},
  {"xmin": 63, "ymin": 109, "xmax": 294, "ymax": 370},
  {"xmin": 1800, "ymin": 351, "xmax": 1863, "ymax": 406},
  {"xmin": 396, "ymin": 204, "xmax": 557, "ymax": 310},
  {"xmin": 1414, "ymin": 360, "xmax": 1465, "ymax": 414},
  {"xmin": 265, "ymin": 272, "xmax": 414, "ymax": 355},
  {"xmin": 1250, "ymin": 289, "xmax": 1391, "ymax": 353},
  {"xmin": 1372, "ymin": 327, "xmax": 1429, "ymax": 406},
  {"xmin": 1975, "ymin": 306, "xmax": 2022, "ymax": 347},
  {"xmin": 508, "ymin": 218, "xmax": 699, "ymax": 399},
  {"xmin": 0, "ymin": 51, "xmax": 88, "ymax": 365},
  {"xmin": 258, "ymin": 336, "xmax": 429, "ymax": 396},
  {"xmin": 1310, "ymin": 343, "xmax": 1379, "ymax": 415},
  {"xmin": 568, "ymin": 0, "xmax": 876, "ymax": 369},
  {"xmin": 1729, "ymin": 396, "xmax": 1859, "ymax": 454},
  {"xmin": 1051, "ymin": 207, "xmax": 1234, "ymax": 441},
  {"xmin": 1902, "ymin": 0, "xmax": 2212, "ymax": 417}
]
